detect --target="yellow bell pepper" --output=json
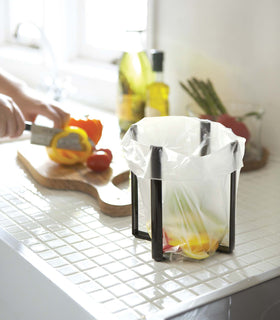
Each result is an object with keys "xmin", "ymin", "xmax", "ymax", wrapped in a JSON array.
[
  {"xmin": 168, "ymin": 232, "xmax": 219, "ymax": 260},
  {"xmin": 46, "ymin": 126, "xmax": 92, "ymax": 165}
]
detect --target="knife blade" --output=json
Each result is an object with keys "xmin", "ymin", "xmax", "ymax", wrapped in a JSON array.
[{"xmin": 24, "ymin": 122, "xmax": 94, "ymax": 151}]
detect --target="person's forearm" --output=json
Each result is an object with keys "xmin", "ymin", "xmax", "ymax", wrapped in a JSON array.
[{"xmin": 0, "ymin": 68, "xmax": 27, "ymax": 99}]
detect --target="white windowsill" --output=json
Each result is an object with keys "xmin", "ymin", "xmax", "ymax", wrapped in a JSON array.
[{"xmin": 0, "ymin": 44, "xmax": 118, "ymax": 111}]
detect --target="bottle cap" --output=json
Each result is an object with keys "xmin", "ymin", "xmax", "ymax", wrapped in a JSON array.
[{"xmin": 151, "ymin": 50, "xmax": 164, "ymax": 72}]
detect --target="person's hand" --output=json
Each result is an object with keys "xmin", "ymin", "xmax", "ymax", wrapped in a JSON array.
[
  {"xmin": 0, "ymin": 93, "xmax": 25, "ymax": 138},
  {"xmin": 12, "ymin": 86, "xmax": 70, "ymax": 128}
]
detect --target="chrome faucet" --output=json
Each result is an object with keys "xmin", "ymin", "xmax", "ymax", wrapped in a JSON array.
[{"xmin": 13, "ymin": 22, "xmax": 68, "ymax": 101}]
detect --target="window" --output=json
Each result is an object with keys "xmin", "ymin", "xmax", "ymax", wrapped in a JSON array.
[
  {"xmin": 0, "ymin": 0, "xmax": 153, "ymax": 110},
  {"xmin": 3, "ymin": 0, "xmax": 150, "ymax": 62},
  {"xmin": 80, "ymin": 0, "xmax": 148, "ymax": 62}
]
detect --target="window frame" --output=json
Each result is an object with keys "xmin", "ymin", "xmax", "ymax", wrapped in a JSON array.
[
  {"xmin": 76, "ymin": 0, "xmax": 122, "ymax": 63},
  {"xmin": 0, "ymin": 0, "xmax": 10, "ymax": 43},
  {"xmin": 0, "ymin": 0, "xmax": 156, "ymax": 111},
  {"xmin": 76, "ymin": 0, "xmax": 154, "ymax": 64},
  {"xmin": 0, "ymin": 0, "xmax": 156, "ymax": 63}
]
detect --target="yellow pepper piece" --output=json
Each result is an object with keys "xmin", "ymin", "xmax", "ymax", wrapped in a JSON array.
[
  {"xmin": 168, "ymin": 233, "xmax": 219, "ymax": 260},
  {"xmin": 46, "ymin": 126, "xmax": 92, "ymax": 165},
  {"xmin": 181, "ymin": 249, "xmax": 210, "ymax": 260}
]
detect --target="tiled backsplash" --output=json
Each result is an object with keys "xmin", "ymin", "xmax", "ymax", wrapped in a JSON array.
[{"xmin": 0, "ymin": 140, "xmax": 280, "ymax": 319}]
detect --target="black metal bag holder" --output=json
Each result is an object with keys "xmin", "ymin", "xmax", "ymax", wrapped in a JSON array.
[{"xmin": 130, "ymin": 122, "xmax": 238, "ymax": 261}]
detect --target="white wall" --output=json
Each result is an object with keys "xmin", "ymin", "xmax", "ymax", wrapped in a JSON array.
[{"xmin": 154, "ymin": 0, "xmax": 280, "ymax": 156}]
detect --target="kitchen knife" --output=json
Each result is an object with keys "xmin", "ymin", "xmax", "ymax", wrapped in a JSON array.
[{"xmin": 24, "ymin": 122, "xmax": 93, "ymax": 151}]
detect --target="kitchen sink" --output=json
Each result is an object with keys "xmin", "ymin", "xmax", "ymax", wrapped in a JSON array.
[{"xmin": 169, "ymin": 275, "xmax": 280, "ymax": 320}]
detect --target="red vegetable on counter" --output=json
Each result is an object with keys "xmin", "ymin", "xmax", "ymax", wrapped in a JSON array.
[
  {"xmin": 217, "ymin": 114, "xmax": 250, "ymax": 141},
  {"xmin": 86, "ymin": 149, "xmax": 112, "ymax": 172},
  {"xmin": 98, "ymin": 148, "xmax": 113, "ymax": 162}
]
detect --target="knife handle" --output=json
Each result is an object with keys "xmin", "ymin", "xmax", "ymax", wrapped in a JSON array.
[{"xmin": 25, "ymin": 122, "xmax": 32, "ymax": 131}]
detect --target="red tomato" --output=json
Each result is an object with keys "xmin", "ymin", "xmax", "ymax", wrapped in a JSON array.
[
  {"xmin": 97, "ymin": 148, "xmax": 113, "ymax": 162},
  {"xmin": 86, "ymin": 151, "xmax": 111, "ymax": 172}
]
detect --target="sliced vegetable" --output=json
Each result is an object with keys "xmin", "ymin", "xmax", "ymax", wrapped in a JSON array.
[
  {"xmin": 46, "ymin": 126, "xmax": 92, "ymax": 165},
  {"xmin": 68, "ymin": 117, "xmax": 103, "ymax": 145},
  {"xmin": 163, "ymin": 230, "xmax": 219, "ymax": 260}
]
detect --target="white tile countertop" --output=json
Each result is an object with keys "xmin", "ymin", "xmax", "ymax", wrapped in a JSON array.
[{"xmin": 0, "ymin": 111, "xmax": 280, "ymax": 319}]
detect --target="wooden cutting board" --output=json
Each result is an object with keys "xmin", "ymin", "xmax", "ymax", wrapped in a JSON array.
[{"xmin": 17, "ymin": 143, "xmax": 131, "ymax": 217}]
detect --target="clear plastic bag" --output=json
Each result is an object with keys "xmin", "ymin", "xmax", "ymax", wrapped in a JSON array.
[{"xmin": 122, "ymin": 116, "xmax": 245, "ymax": 260}]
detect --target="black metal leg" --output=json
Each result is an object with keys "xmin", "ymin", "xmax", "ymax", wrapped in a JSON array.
[
  {"xmin": 218, "ymin": 141, "xmax": 238, "ymax": 253},
  {"xmin": 131, "ymin": 124, "xmax": 150, "ymax": 241},
  {"xmin": 151, "ymin": 179, "xmax": 163, "ymax": 261},
  {"xmin": 218, "ymin": 170, "xmax": 236, "ymax": 253},
  {"xmin": 150, "ymin": 146, "xmax": 163, "ymax": 261},
  {"xmin": 200, "ymin": 122, "xmax": 237, "ymax": 254},
  {"xmin": 131, "ymin": 146, "xmax": 164, "ymax": 260},
  {"xmin": 200, "ymin": 121, "xmax": 211, "ymax": 156},
  {"xmin": 229, "ymin": 171, "xmax": 236, "ymax": 252},
  {"xmin": 131, "ymin": 172, "xmax": 138, "ymax": 237}
]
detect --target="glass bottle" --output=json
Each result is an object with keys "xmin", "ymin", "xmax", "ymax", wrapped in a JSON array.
[
  {"xmin": 117, "ymin": 31, "xmax": 153, "ymax": 134},
  {"xmin": 145, "ymin": 50, "xmax": 169, "ymax": 117}
]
